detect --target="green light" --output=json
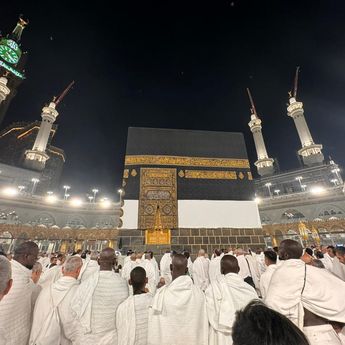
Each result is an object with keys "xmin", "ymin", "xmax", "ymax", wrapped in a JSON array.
[
  {"xmin": 0, "ymin": 38, "xmax": 22, "ymax": 64},
  {"xmin": 0, "ymin": 60, "xmax": 25, "ymax": 79}
]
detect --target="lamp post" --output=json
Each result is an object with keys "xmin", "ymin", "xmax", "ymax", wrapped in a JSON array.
[
  {"xmin": 88, "ymin": 196, "xmax": 94, "ymax": 204},
  {"xmin": 63, "ymin": 185, "xmax": 70, "ymax": 200},
  {"xmin": 295, "ymin": 176, "xmax": 303, "ymax": 191},
  {"xmin": 274, "ymin": 189, "xmax": 280, "ymax": 196},
  {"xmin": 18, "ymin": 185, "xmax": 25, "ymax": 194},
  {"xmin": 92, "ymin": 188, "xmax": 99, "ymax": 203},
  {"xmin": 331, "ymin": 167, "xmax": 341, "ymax": 181},
  {"xmin": 31, "ymin": 178, "xmax": 39, "ymax": 195},
  {"xmin": 330, "ymin": 178, "xmax": 338, "ymax": 187},
  {"xmin": 301, "ymin": 184, "xmax": 307, "ymax": 192},
  {"xmin": 118, "ymin": 188, "xmax": 124, "ymax": 205},
  {"xmin": 265, "ymin": 182, "xmax": 272, "ymax": 198}
]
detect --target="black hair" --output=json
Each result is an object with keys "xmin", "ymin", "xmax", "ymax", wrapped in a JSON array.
[
  {"xmin": 130, "ymin": 266, "xmax": 146, "ymax": 292},
  {"xmin": 232, "ymin": 301, "xmax": 310, "ymax": 345},
  {"xmin": 335, "ymin": 246, "xmax": 345, "ymax": 256},
  {"xmin": 183, "ymin": 251, "xmax": 190, "ymax": 259},
  {"xmin": 273, "ymin": 247, "xmax": 279, "ymax": 253},
  {"xmin": 305, "ymin": 248, "xmax": 313, "ymax": 256},
  {"xmin": 315, "ymin": 251, "xmax": 324, "ymax": 259},
  {"xmin": 327, "ymin": 246, "xmax": 336, "ymax": 255},
  {"xmin": 264, "ymin": 250, "xmax": 277, "ymax": 263}
]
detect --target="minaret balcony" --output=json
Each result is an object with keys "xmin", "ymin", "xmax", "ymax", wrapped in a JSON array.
[
  {"xmin": 298, "ymin": 144, "xmax": 323, "ymax": 157},
  {"xmin": 287, "ymin": 101, "xmax": 303, "ymax": 116},
  {"xmin": 255, "ymin": 157, "xmax": 274, "ymax": 168},
  {"xmin": 24, "ymin": 150, "xmax": 50, "ymax": 171}
]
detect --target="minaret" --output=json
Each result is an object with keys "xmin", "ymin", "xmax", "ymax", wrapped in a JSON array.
[
  {"xmin": 24, "ymin": 81, "xmax": 74, "ymax": 171},
  {"xmin": 247, "ymin": 88, "xmax": 275, "ymax": 176},
  {"xmin": 0, "ymin": 74, "xmax": 10, "ymax": 104},
  {"xmin": 287, "ymin": 67, "xmax": 324, "ymax": 166},
  {"xmin": 10, "ymin": 16, "xmax": 29, "ymax": 42}
]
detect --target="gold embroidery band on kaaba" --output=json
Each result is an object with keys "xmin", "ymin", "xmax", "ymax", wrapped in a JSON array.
[
  {"xmin": 184, "ymin": 170, "xmax": 237, "ymax": 180},
  {"xmin": 125, "ymin": 155, "xmax": 250, "ymax": 169}
]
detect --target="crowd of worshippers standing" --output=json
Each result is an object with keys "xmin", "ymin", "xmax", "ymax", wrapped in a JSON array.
[{"xmin": 0, "ymin": 241, "xmax": 345, "ymax": 345}]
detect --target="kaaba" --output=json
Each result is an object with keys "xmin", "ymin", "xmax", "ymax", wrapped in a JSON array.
[{"xmin": 118, "ymin": 127, "xmax": 264, "ymax": 255}]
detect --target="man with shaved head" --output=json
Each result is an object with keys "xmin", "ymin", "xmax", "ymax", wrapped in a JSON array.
[
  {"xmin": 192, "ymin": 248, "xmax": 210, "ymax": 291},
  {"xmin": 0, "ymin": 241, "xmax": 39, "ymax": 345},
  {"xmin": 71, "ymin": 247, "xmax": 128, "ymax": 343},
  {"xmin": 206, "ymin": 255, "xmax": 258, "ymax": 345},
  {"xmin": 148, "ymin": 254, "xmax": 208, "ymax": 344},
  {"xmin": 30, "ymin": 256, "xmax": 83, "ymax": 344},
  {"xmin": 116, "ymin": 266, "xmax": 153, "ymax": 345},
  {"xmin": 266, "ymin": 239, "xmax": 345, "ymax": 345}
]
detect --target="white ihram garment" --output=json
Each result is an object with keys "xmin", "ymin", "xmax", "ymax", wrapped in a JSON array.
[
  {"xmin": 332, "ymin": 257, "xmax": 345, "ymax": 281},
  {"xmin": 187, "ymin": 257, "xmax": 193, "ymax": 278},
  {"xmin": 148, "ymin": 275, "xmax": 208, "ymax": 345},
  {"xmin": 322, "ymin": 253, "xmax": 334, "ymax": 272},
  {"xmin": 206, "ymin": 273, "xmax": 258, "ymax": 345},
  {"xmin": 140, "ymin": 259, "xmax": 157, "ymax": 294},
  {"xmin": 39, "ymin": 265, "xmax": 63, "ymax": 289},
  {"xmin": 30, "ymin": 276, "xmax": 81, "ymax": 345},
  {"xmin": 116, "ymin": 293, "xmax": 153, "ymax": 345},
  {"xmin": 159, "ymin": 253, "xmax": 172, "ymax": 285},
  {"xmin": 0, "ymin": 260, "xmax": 36, "ymax": 345},
  {"xmin": 259, "ymin": 264, "xmax": 277, "ymax": 300},
  {"xmin": 71, "ymin": 270, "xmax": 129, "ymax": 344},
  {"xmin": 79, "ymin": 258, "xmax": 100, "ymax": 281},
  {"xmin": 122, "ymin": 260, "xmax": 138, "ymax": 281},
  {"xmin": 236, "ymin": 255, "xmax": 250, "ymax": 279},
  {"xmin": 303, "ymin": 324, "xmax": 342, "ymax": 345},
  {"xmin": 151, "ymin": 257, "xmax": 160, "ymax": 284},
  {"xmin": 266, "ymin": 258, "xmax": 345, "ymax": 345},
  {"xmin": 192, "ymin": 256, "xmax": 209, "ymax": 291},
  {"xmin": 208, "ymin": 256, "xmax": 222, "ymax": 282}
]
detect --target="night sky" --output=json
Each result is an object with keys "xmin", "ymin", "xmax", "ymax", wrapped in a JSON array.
[{"xmin": 1, "ymin": 1, "xmax": 345, "ymax": 199}]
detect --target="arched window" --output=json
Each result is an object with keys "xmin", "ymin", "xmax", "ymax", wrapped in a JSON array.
[{"xmin": 281, "ymin": 209, "xmax": 305, "ymax": 221}]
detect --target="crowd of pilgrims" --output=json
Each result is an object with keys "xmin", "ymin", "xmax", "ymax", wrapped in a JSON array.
[{"xmin": 0, "ymin": 241, "xmax": 345, "ymax": 345}]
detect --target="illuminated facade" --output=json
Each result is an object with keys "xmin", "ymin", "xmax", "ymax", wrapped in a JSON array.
[
  {"xmin": 0, "ymin": 16, "xmax": 28, "ymax": 125},
  {"xmin": 0, "ymin": 121, "xmax": 65, "ymax": 193}
]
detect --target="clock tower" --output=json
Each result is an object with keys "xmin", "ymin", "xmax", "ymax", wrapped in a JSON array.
[{"xmin": 0, "ymin": 16, "xmax": 28, "ymax": 126}]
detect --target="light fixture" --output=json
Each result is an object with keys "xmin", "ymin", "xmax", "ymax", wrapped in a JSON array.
[
  {"xmin": 100, "ymin": 198, "xmax": 112, "ymax": 208},
  {"xmin": 46, "ymin": 194, "xmax": 57, "ymax": 203},
  {"xmin": 301, "ymin": 184, "xmax": 307, "ymax": 191},
  {"xmin": 31, "ymin": 178, "xmax": 40, "ymax": 195},
  {"xmin": 274, "ymin": 189, "xmax": 280, "ymax": 195},
  {"xmin": 70, "ymin": 198, "xmax": 83, "ymax": 207},
  {"xmin": 2, "ymin": 187, "xmax": 18, "ymax": 197},
  {"xmin": 310, "ymin": 186, "xmax": 326, "ymax": 195},
  {"xmin": 88, "ymin": 196, "xmax": 94, "ymax": 203},
  {"xmin": 92, "ymin": 188, "xmax": 99, "ymax": 203},
  {"xmin": 63, "ymin": 185, "xmax": 71, "ymax": 200},
  {"xmin": 264, "ymin": 182, "xmax": 272, "ymax": 197},
  {"xmin": 18, "ymin": 185, "xmax": 25, "ymax": 192},
  {"xmin": 330, "ymin": 178, "xmax": 338, "ymax": 186}
]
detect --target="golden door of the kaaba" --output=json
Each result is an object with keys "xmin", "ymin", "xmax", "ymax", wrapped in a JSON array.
[{"xmin": 138, "ymin": 168, "xmax": 178, "ymax": 231}]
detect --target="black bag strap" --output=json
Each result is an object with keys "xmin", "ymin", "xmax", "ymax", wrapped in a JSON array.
[
  {"xmin": 301, "ymin": 263, "xmax": 307, "ymax": 295},
  {"xmin": 245, "ymin": 257, "xmax": 252, "ymax": 277}
]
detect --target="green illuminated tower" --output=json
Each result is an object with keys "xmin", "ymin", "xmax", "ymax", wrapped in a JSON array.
[{"xmin": 0, "ymin": 16, "xmax": 28, "ymax": 126}]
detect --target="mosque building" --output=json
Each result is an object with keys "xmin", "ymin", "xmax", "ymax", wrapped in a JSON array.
[
  {"xmin": 249, "ymin": 68, "xmax": 345, "ymax": 247},
  {"xmin": 0, "ymin": 18, "xmax": 344, "ymax": 254}
]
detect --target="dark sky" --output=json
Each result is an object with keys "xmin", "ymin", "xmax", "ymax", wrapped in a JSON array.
[{"xmin": 1, "ymin": 1, "xmax": 345, "ymax": 199}]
